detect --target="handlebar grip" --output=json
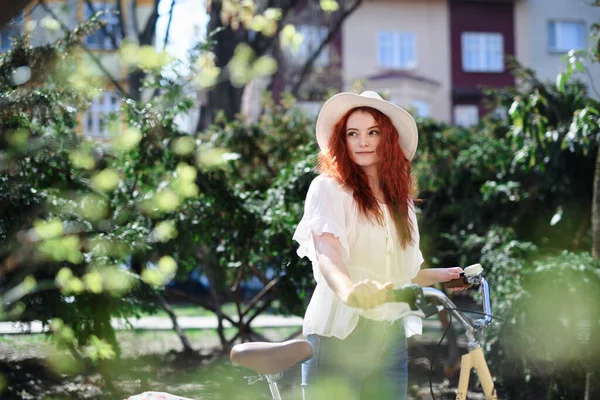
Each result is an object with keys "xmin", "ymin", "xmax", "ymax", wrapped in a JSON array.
[
  {"xmin": 383, "ymin": 284, "xmax": 423, "ymax": 310},
  {"xmin": 444, "ymin": 276, "xmax": 473, "ymax": 289}
]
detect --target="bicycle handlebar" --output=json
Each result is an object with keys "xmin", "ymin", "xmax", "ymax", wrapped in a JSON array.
[
  {"xmin": 382, "ymin": 284, "xmax": 423, "ymax": 309},
  {"xmin": 383, "ymin": 269, "xmax": 492, "ymax": 336}
]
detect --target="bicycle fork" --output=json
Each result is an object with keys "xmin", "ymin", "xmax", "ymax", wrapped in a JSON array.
[{"xmin": 455, "ymin": 346, "xmax": 498, "ymax": 400}]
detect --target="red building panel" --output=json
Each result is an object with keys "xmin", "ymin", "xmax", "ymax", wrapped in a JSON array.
[{"xmin": 450, "ymin": 0, "xmax": 516, "ymax": 111}]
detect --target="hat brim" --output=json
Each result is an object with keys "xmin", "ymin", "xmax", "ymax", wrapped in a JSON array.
[{"xmin": 315, "ymin": 92, "xmax": 418, "ymax": 160}]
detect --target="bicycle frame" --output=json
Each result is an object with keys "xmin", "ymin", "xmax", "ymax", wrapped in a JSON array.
[
  {"xmin": 420, "ymin": 277, "xmax": 498, "ymax": 400},
  {"xmin": 231, "ymin": 268, "xmax": 498, "ymax": 400}
]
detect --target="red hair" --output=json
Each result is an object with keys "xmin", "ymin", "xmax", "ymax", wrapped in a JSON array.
[{"xmin": 317, "ymin": 106, "xmax": 415, "ymax": 248}]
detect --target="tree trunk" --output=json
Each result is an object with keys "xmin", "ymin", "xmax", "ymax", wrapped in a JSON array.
[
  {"xmin": 592, "ymin": 148, "xmax": 600, "ymax": 259},
  {"xmin": 205, "ymin": 263, "xmax": 229, "ymax": 349},
  {"xmin": 585, "ymin": 371, "xmax": 592, "ymax": 400},
  {"xmin": 127, "ymin": 70, "xmax": 144, "ymax": 102},
  {"xmin": 156, "ymin": 293, "xmax": 194, "ymax": 353},
  {"xmin": 195, "ymin": 1, "xmax": 246, "ymax": 131}
]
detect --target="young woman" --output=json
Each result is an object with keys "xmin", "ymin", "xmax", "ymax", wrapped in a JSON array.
[{"xmin": 293, "ymin": 91, "xmax": 463, "ymax": 399}]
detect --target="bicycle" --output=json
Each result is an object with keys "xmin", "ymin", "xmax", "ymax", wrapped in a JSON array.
[{"xmin": 230, "ymin": 263, "xmax": 497, "ymax": 400}]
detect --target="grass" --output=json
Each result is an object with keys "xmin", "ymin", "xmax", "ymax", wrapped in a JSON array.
[
  {"xmin": 135, "ymin": 303, "xmax": 246, "ymax": 318},
  {"xmin": 0, "ymin": 326, "xmax": 302, "ymax": 352}
]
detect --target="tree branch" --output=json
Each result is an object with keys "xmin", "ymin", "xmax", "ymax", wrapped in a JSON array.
[
  {"xmin": 132, "ymin": 0, "xmax": 140, "ymax": 37},
  {"xmin": 156, "ymin": 292, "xmax": 194, "ymax": 352},
  {"xmin": 83, "ymin": 0, "xmax": 121, "ymax": 50},
  {"xmin": 37, "ymin": 0, "xmax": 130, "ymax": 97},
  {"xmin": 240, "ymin": 277, "xmax": 279, "ymax": 319},
  {"xmin": 166, "ymin": 287, "xmax": 237, "ymax": 326},
  {"xmin": 291, "ymin": 0, "xmax": 363, "ymax": 97},
  {"xmin": 163, "ymin": 0, "xmax": 177, "ymax": 51},
  {"xmin": 139, "ymin": 0, "xmax": 160, "ymax": 45},
  {"xmin": 116, "ymin": 0, "xmax": 127, "ymax": 38}
]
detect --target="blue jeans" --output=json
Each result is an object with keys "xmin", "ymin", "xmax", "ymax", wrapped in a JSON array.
[{"xmin": 301, "ymin": 317, "xmax": 408, "ymax": 400}]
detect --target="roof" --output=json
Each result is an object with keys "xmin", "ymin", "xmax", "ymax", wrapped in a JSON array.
[{"xmin": 365, "ymin": 70, "xmax": 440, "ymax": 86}]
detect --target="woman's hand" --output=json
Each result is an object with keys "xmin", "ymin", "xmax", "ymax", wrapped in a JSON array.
[
  {"xmin": 412, "ymin": 267, "xmax": 466, "ymax": 290},
  {"xmin": 434, "ymin": 267, "xmax": 464, "ymax": 283},
  {"xmin": 343, "ymin": 279, "xmax": 394, "ymax": 309},
  {"xmin": 436, "ymin": 267, "xmax": 471, "ymax": 292}
]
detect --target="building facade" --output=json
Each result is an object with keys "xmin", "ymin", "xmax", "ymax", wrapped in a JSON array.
[
  {"xmin": 515, "ymin": 0, "xmax": 600, "ymax": 95},
  {"xmin": 449, "ymin": 0, "xmax": 516, "ymax": 126},
  {"xmin": 342, "ymin": 0, "xmax": 452, "ymax": 122},
  {"xmin": 342, "ymin": 0, "xmax": 600, "ymax": 126}
]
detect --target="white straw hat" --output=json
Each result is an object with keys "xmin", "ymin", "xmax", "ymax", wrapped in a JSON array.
[{"xmin": 315, "ymin": 91, "xmax": 419, "ymax": 160}]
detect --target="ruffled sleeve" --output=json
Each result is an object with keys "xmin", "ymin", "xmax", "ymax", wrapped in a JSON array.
[
  {"xmin": 409, "ymin": 201, "xmax": 424, "ymax": 279},
  {"xmin": 292, "ymin": 176, "xmax": 350, "ymax": 271}
]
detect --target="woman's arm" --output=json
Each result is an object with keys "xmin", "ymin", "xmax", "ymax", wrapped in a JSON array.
[
  {"xmin": 411, "ymin": 267, "xmax": 463, "ymax": 287},
  {"xmin": 313, "ymin": 232, "xmax": 354, "ymax": 300},
  {"xmin": 313, "ymin": 232, "xmax": 392, "ymax": 309}
]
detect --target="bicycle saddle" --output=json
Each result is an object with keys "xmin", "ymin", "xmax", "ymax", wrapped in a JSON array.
[{"xmin": 230, "ymin": 339, "xmax": 312, "ymax": 375}]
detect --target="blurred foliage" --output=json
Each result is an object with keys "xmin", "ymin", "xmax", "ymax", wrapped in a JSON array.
[
  {"xmin": 412, "ymin": 53, "xmax": 600, "ymax": 396},
  {"xmin": 0, "ymin": 18, "xmax": 186, "ymax": 366},
  {"xmin": 0, "ymin": 7, "xmax": 320, "ymax": 379},
  {"xmin": 493, "ymin": 251, "xmax": 600, "ymax": 399}
]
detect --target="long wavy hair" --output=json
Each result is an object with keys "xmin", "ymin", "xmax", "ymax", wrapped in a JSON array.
[{"xmin": 317, "ymin": 106, "xmax": 416, "ymax": 248}]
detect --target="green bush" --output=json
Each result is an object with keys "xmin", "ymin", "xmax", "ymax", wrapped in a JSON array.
[{"xmin": 491, "ymin": 251, "xmax": 600, "ymax": 398}]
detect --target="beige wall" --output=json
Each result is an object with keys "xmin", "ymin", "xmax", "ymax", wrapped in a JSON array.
[
  {"xmin": 342, "ymin": 0, "xmax": 451, "ymax": 122},
  {"xmin": 515, "ymin": 0, "xmax": 600, "ymax": 99}
]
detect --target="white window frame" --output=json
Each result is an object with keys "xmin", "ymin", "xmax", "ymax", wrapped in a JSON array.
[
  {"xmin": 84, "ymin": 3, "xmax": 121, "ymax": 50},
  {"xmin": 454, "ymin": 105, "xmax": 479, "ymax": 127},
  {"xmin": 377, "ymin": 31, "xmax": 416, "ymax": 70},
  {"xmin": 548, "ymin": 20, "xmax": 586, "ymax": 53},
  {"xmin": 291, "ymin": 25, "xmax": 329, "ymax": 67},
  {"xmin": 461, "ymin": 32, "xmax": 504, "ymax": 73},
  {"xmin": 83, "ymin": 91, "xmax": 121, "ymax": 138},
  {"xmin": 0, "ymin": 12, "xmax": 24, "ymax": 53}
]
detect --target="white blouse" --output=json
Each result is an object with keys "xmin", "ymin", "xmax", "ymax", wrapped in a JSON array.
[{"xmin": 293, "ymin": 175, "xmax": 424, "ymax": 340}]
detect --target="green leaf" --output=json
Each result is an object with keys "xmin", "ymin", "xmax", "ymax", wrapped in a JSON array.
[
  {"xmin": 141, "ymin": 269, "xmax": 164, "ymax": 286},
  {"xmin": 158, "ymin": 256, "xmax": 177, "ymax": 275},
  {"xmin": 150, "ymin": 220, "xmax": 178, "ymax": 243},
  {"xmin": 172, "ymin": 136, "xmax": 196, "ymax": 156},
  {"xmin": 320, "ymin": 0, "xmax": 339, "ymax": 12},
  {"xmin": 83, "ymin": 271, "xmax": 103, "ymax": 294},
  {"xmin": 114, "ymin": 127, "xmax": 142, "ymax": 151},
  {"xmin": 550, "ymin": 207, "xmax": 563, "ymax": 226},
  {"xmin": 508, "ymin": 101, "xmax": 521, "ymax": 119},
  {"xmin": 556, "ymin": 72, "xmax": 566, "ymax": 93},
  {"xmin": 155, "ymin": 189, "xmax": 180, "ymax": 212},
  {"xmin": 252, "ymin": 56, "xmax": 278, "ymax": 78},
  {"xmin": 35, "ymin": 219, "xmax": 64, "ymax": 240},
  {"xmin": 91, "ymin": 169, "xmax": 120, "ymax": 192}
]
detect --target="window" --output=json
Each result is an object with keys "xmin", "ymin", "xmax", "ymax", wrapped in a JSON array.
[
  {"xmin": 83, "ymin": 91, "xmax": 121, "ymax": 138},
  {"xmin": 548, "ymin": 21, "xmax": 586, "ymax": 52},
  {"xmin": 461, "ymin": 32, "xmax": 504, "ymax": 73},
  {"xmin": 377, "ymin": 31, "xmax": 416, "ymax": 69},
  {"xmin": 290, "ymin": 25, "xmax": 329, "ymax": 67},
  {"xmin": 84, "ymin": 3, "xmax": 121, "ymax": 50},
  {"xmin": 411, "ymin": 100, "xmax": 431, "ymax": 118},
  {"xmin": 454, "ymin": 105, "xmax": 479, "ymax": 127},
  {"xmin": 0, "ymin": 13, "xmax": 24, "ymax": 53}
]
